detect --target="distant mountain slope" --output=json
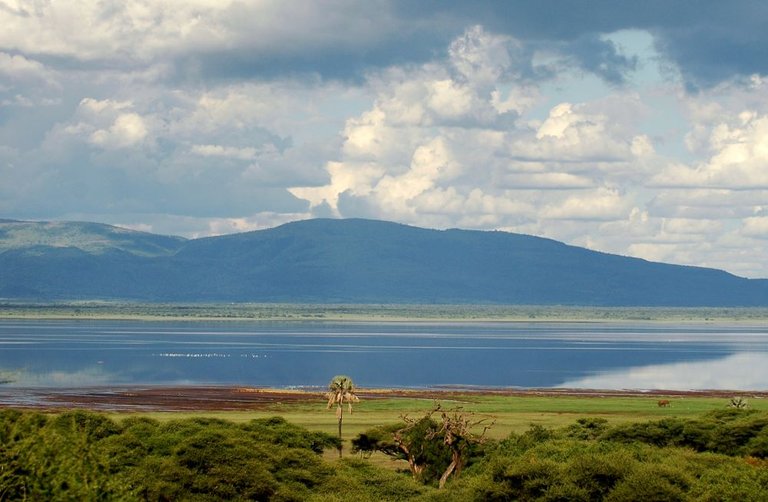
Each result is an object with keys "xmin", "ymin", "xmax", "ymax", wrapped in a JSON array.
[
  {"xmin": 0, "ymin": 220, "xmax": 185, "ymax": 256},
  {"xmin": 1, "ymin": 218, "xmax": 767, "ymax": 305}
]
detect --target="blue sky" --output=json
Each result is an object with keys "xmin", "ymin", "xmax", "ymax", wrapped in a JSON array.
[{"xmin": 2, "ymin": 0, "xmax": 768, "ymax": 278}]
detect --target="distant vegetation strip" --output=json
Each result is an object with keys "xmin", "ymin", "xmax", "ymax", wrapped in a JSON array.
[{"xmin": 2, "ymin": 302, "xmax": 768, "ymax": 322}]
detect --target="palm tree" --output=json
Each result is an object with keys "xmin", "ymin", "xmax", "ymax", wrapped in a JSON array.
[{"xmin": 326, "ymin": 375, "xmax": 359, "ymax": 457}]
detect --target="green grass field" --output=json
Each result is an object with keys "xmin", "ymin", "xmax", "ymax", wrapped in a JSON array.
[
  {"xmin": 111, "ymin": 393, "xmax": 768, "ymax": 446},
  {"xmin": 106, "ymin": 392, "xmax": 766, "ymax": 469}
]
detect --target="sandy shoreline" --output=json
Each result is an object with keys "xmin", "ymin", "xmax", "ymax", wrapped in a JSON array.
[{"xmin": 1, "ymin": 385, "xmax": 766, "ymax": 412}]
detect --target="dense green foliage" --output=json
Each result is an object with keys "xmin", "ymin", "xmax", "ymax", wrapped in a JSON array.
[
  {"xmin": 2, "ymin": 218, "xmax": 767, "ymax": 304},
  {"xmin": 353, "ymin": 411, "xmax": 768, "ymax": 500},
  {"xmin": 2, "ymin": 408, "xmax": 768, "ymax": 500},
  {"xmin": 0, "ymin": 410, "xmax": 340, "ymax": 500},
  {"xmin": 600, "ymin": 409, "xmax": 768, "ymax": 457},
  {"xmin": 469, "ymin": 434, "xmax": 768, "ymax": 501}
]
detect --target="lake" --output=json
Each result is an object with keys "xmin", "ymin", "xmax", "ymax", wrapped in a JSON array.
[{"xmin": 0, "ymin": 319, "xmax": 767, "ymax": 391}]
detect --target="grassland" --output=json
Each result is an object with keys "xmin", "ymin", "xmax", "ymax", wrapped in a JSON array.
[
  {"xmin": 85, "ymin": 389, "xmax": 768, "ymax": 473},
  {"xmin": 93, "ymin": 390, "xmax": 768, "ymax": 445}
]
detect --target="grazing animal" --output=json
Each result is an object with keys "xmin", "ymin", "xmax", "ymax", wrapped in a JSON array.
[{"xmin": 657, "ymin": 399, "xmax": 670, "ymax": 408}]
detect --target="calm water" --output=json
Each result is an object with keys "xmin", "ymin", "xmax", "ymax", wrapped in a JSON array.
[{"xmin": 0, "ymin": 319, "xmax": 767, "ymax": 390}]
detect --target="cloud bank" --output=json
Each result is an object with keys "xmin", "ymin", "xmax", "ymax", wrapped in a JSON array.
[{"xmin": 2, "ymin": 1, "xmax": 768, "ymax": 277}]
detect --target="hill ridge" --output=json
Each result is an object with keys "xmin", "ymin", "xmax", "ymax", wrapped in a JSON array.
[
  {"xmin": 0, "ymin": 219, "xmax": 186, "ymax": 257},
  {"xmin": 0, "ymin": 217, "xmax": 765, "ymax": 305}
]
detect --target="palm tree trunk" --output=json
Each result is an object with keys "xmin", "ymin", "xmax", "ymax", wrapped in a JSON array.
[{"xmin": 337, "ymin": 408, "xmax": 343, "ymax": 458}]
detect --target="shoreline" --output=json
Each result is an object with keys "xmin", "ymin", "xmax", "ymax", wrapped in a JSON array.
[
  {"xmin": 2, "ymin": 385, "xmax": 766, "ymax": 412},
  {"xmin": 3, "ymin": 303, "xmax": 768, "ymax": 323}
]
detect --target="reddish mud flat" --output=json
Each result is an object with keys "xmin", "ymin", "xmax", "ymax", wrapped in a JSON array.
[{"xmin": 2, "ymin": 386, "xmax": 767, "ymax": 412}]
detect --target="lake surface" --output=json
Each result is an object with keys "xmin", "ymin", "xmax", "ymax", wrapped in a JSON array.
[{"xmin": 0, "ymin": 319, "xmax": 767, "ymax": 390}]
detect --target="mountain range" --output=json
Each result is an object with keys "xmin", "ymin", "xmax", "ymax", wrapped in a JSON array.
[{"xmin": 1, "ymin": 218, "xmax": 767, "ymax": 306}]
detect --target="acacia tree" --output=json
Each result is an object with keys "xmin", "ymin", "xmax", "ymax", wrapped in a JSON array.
[
  {"xmin": 326, "ymin": 375, "xmax": 359, "ymax": 457},
  {"xmin": 429, "ymin": 406, "xmax": 494, "ymax": 488},
  {"xmin": 356, "ymin": 404, "xmax": 493, "ymax": 488}
]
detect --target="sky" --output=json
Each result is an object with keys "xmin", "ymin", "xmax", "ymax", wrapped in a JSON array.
[{"xmin": 2, "ymin": 1, "xmax": 768, "ymax": 278}]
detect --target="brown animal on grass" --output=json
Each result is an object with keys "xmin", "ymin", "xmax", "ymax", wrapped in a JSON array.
[{"xmin": 657, "ymin": 399, "xmax": 670, "ymax": 407}]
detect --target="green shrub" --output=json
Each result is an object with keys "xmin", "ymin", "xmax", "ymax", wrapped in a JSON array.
[
  {"xmin": 331, "ymin": 459, "xmax": 426, "ymax": 501},
  {"xmin": 601, "ymin": 410, "xmax": 768, "ymax": 457},
  {"xmin": 244, "ymin": 416, "xmax": 340, "ymax": 453},
  {"xmin": 744, "ymin": 430, "xmax": 768, "ymax": 458},
  {"xmin": 566, "ymin": 450, "xmax": 633, "ymax": 499},
  {"xmin": 687, "ymin": 454, "xmax": 768, "ymax": 501},
  {"xmin": 605, "ymin": 463, "xmax": 690, "ymax": 502},
  {"xmin": 4, "ymin": 408, "xmax": 768, "ymax": 501},
  {"xmin": 565, "ymin": 417, "xmax": 609, "ymax": 440},
  {"xmin": 51, "ymin": 410, "xmax": 122, "ymax": 440},
  {"xmin": 602, "ymin": 418, "xmax": 686, "ymax": 447},
  {"xmin": 0, "ymin": 409, "xmax": 342, "ymax": 501}
]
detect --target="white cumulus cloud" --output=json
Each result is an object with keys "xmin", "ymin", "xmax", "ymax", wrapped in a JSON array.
[
  {"xmin": 3, "ymin": 6, "xmax": 768, "ymax": 279},
  {"xmin": 653, "ymin": 112, "xmax": 768, "ymax": 189}
]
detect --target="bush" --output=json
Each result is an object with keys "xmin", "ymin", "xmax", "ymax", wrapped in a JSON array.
[
  {"xmin": 605, "ymin": 463, "xmax": 690, "ymax": 502},
  {"xmin": 601, "ymin": 410, "xmax": 768, "ymax": 457},
  {"xmin": 243, "ymin": 416, "xmax": 340, "ymax": 453},
  {"xmin": 0, "ymin": 409, "xmax": 341, "ymax": 501},
  {"xmin": 4, "ymin": 409, "xmax": 768, "ymax": 501},
  {"xmin": 566, "ymin": 450, "xmax": 633, "ymax": 499},
  {"xmin": 565, "ymin": 417, "xmax": 609, "ymax": 440},
  {"xmin": 306, "ymin": 458, "xmax": 427, "ymax": 502},
  {"xmin": 466, "ymin": 425, "xmax": 768, "ymax": 501}
]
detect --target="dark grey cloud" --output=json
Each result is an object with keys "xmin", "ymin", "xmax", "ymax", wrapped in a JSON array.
[
  {"xmin": 170, "ymin": 23, "xmax": 449, "ymax": 84},
  {"xmin": 394, "ymin": 0, "xmax": 768, "ymax": 88},
  {"xmin": 159, "ymin": 1, "xmax": 767, "ymax": 88},
  {"xmin": 7, "ymin": 1, "xmax": 763, "ymax": 88},
  {"xmin": 565, "ymin": 35, "xmax": 638, "ymax": 85}
]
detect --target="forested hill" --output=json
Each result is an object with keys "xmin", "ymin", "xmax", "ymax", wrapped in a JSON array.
[{"xmin": 1, "ymin": 218, "xmax": 767, "ymax": 306}]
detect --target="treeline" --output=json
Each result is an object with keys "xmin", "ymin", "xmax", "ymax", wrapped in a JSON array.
[
  {"xmin": 4, "ymin": 302, "xmax": 768, "ymax": 322},
  {"xmin": 2, "ymin": 408, "xmax": 768, "ymax": 501}
]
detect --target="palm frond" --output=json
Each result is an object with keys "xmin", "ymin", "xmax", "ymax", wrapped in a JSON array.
[{"xmin": 326, "ymin": 375, "xmax": 360, "ymax": 416}]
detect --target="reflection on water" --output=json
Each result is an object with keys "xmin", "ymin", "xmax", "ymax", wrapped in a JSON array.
[
  {"xmin": 5, "ymin": 366, "xmax": 116, "ymax": 387},
  {"xmin": 560, "ymin": 352, "xmax": 768, "ymax": 390},
  {"xmin": 0, "ymin": 319, "xmax": 766, "ymax": 390}
]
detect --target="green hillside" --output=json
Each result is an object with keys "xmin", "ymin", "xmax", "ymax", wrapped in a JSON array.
[
  {"xmin": 1, "ymin": 218, "xmax": 767, "ymax": 305},
  {"xmin": 0, "ymin": 220, "xmax": 185, "ymax": 257}
]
